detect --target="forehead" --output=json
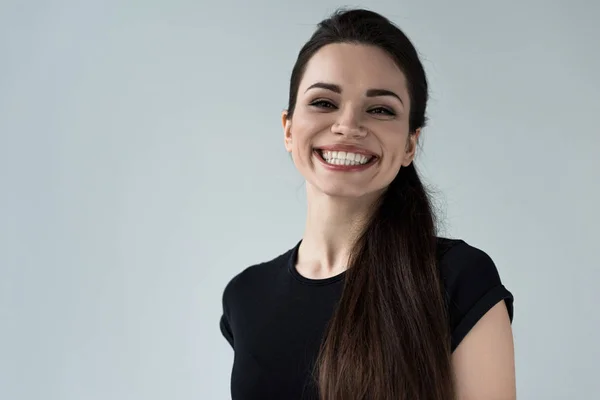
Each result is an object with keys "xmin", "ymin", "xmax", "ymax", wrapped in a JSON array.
[{"xmin": 299, "ymin": 43, "xmax": 409, "ymax": 95}]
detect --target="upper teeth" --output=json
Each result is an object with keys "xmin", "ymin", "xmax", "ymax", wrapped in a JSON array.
[{"xmin": 321, "ymin": 150, "xmax": 371, "ymax": 165}]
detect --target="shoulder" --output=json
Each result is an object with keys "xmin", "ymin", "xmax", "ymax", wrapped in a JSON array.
[
  {"xmin": 435, "ymin": 237, "xmax": 514, "ymax": 351},
  {"xmin": 221, "ymin": 247, "xmax": 293, "ymax": 306},
  {"xmin": 219, "ymin": 247, "xmax": 294, "ymax": 347},
  {"xmin": 436, "ymin": 237, "xmax": 502, "ymax": 286}
]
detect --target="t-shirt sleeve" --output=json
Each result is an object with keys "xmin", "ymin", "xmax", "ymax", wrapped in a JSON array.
[
  {"xmin": 219, "ymin": 277, "xmax": 236, "ymax": 348},
  {"xmin": 440, "ymin": 240, "xmax": 514, "ymax": 352}
]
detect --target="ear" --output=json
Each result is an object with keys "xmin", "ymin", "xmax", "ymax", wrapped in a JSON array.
[
  {"xmin": 402, "ymin": 128, "xmax": 421, "ymax": 166},
  {"xmin": 282, "ymin": 110, "xmax": 293, "ymax": 153}
]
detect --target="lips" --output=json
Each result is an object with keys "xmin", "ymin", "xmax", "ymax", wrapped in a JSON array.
[
  {"xmin": 317, "ymin": 149, "xmax": 372, "ymax": 165},
  {"xmin": 313, "ymin": 147, "xmax": 379, "ymax": 171}
]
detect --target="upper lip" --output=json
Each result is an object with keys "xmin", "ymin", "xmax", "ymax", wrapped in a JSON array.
[{"xmin": 314, "ymin": 144, "xmax": 378, "ymax": 158}]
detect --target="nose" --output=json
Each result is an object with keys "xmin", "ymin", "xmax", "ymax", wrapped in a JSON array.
[{"xmin": 331, "ymin": 108, "xmax": 367, "ymax": 138}]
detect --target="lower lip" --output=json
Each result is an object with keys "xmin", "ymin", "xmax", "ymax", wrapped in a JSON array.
[{"xmin": 313, "ymin": 150, "xmax": 378, "ymax": 172}]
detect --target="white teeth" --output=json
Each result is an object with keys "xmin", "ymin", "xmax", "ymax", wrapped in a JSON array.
[{"xmin": 320, "ymin": 150, "xmax": 372, "ymax": 166}]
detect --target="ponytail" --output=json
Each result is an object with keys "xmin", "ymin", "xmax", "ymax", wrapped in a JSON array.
[{"xmin": 315, "ymin": 163, "xmax": 455, "ymax": 400}]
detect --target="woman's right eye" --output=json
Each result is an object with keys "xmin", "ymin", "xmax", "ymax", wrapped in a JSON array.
[{"xmin": 309, "ymin": 100, "xmax": 337, "ymax": 109}]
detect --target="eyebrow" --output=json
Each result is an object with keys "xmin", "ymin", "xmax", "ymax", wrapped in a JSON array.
[{"xmin": 305, "ymin": 82, "xmax": 404, "ymax": 105}]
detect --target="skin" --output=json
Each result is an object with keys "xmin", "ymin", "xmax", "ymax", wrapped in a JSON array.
[
  {"xmin": 282, "ymin": 43, "xmax": 418, "ymax": 278},
  {"xmin": 281, "ymin": 42, "xmax": 516, "ymax": 399}
]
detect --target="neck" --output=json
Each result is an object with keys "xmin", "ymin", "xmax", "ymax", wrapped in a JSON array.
[{"xmin": 296, "ymin": 184, "xmax": 379, "ymax": 279}]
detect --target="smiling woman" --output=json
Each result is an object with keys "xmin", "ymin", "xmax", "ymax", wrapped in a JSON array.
[
  {"xmin": 283, "ymin": 42, "xmax": 415, "ymax": 200},
  {"xmin": 220, "ymin": 8, "xmax": 515, "ymax": 400}
]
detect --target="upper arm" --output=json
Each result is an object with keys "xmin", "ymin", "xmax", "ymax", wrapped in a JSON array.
[{"xmin": 452, "ymin": 300, "xmax": 516, "ymax": 400}]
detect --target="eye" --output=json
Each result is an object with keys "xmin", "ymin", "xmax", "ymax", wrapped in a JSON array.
[
  {"xmin": 368, "ymin": 107, "xmax": 396, "ymax": 116},
  {"xmin": 309, "ymin": 99, "xmax": 337, "ymax": 109}
]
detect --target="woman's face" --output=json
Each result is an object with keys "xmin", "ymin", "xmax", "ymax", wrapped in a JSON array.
[{"xmin": 283, "ymin": 43, "xmax": 419, "ymax": 200}]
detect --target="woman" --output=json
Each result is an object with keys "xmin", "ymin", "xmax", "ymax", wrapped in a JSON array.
[{"xmin": 220, "ymin": 8, "xmax": 515, "ymax": 400}]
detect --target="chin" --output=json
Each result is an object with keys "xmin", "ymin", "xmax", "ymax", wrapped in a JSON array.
[
  {"xmin": 304, "ymin": 170, "xmax": 391, "ymax": 201},
  {"xmin": 316, "ymin": 182, "xmax": 380, "ymax": 200}
]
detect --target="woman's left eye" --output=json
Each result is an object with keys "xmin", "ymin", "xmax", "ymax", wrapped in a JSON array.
[{"xmin": 369, "ymin": 107, "xmax": 395, "ymax": 116}]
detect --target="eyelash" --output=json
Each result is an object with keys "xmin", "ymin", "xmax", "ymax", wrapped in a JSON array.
[{"xmin": 309, "ymin": 100, "xmax": 396, "ymax": 116}]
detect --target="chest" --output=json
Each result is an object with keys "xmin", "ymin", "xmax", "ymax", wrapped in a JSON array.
[{"xmin": 229, "ymin": 289, "xmax": 337, "ymax": 399}]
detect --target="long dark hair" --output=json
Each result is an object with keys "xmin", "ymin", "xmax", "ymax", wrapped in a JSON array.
[{"xmin": 285, "ymin": 8, "xmax": 454, "ymax": 400}]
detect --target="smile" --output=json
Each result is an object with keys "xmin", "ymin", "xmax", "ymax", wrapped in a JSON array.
[
  {"xmin": 314, "ymin": 149, "xmax": 378, "ymax": 171},
  {"xmin": 320, "ymin": 150, "xmax": 371, "ymax": 165}
]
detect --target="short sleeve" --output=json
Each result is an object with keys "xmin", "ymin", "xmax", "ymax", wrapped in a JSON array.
[
  {"xmin": 439, "ymin": 240, "xmax": 514, "ymax": 352},
  {"xmin": 219, "ymin": 277, "xmax": 236, "ymax": 348},
  {"xmin": 220, "ymin": 314, "xmax": 234, "ymax": 347}
]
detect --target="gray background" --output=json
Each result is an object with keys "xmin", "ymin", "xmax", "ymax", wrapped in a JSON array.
[{"xmin": 1, "ymin": 0, "xmax": 599, "ymax": 399}]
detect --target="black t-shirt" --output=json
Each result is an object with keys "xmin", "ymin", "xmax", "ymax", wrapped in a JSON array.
[{"xmin": 219, "ymin": 238, "xmax": 514, "ymax": 400}]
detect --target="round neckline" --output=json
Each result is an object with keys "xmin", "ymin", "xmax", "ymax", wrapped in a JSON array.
[{"xmin": 287, "ymin": 240, "xmax": 347, "ymax": 286}]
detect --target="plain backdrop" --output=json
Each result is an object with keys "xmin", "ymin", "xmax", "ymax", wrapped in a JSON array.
[{"xmin": 1, "ymin": 0, "xmax": 599, "ymax": 399}]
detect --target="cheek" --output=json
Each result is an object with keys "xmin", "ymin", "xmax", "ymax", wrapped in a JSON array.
[
  {"xmin": 293, "ymin": 109, "xmax": 332, "ymax": 139},
  {"xmin": 289, "ymin": 130, "xmax": 314, "ymax": 166},
  {"xmin": 380, "ymin": 133, "xmax": 409, "ymax": 166}
]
